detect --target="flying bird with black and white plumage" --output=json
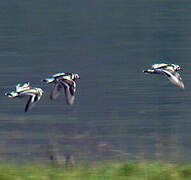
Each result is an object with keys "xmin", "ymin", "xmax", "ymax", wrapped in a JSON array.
[
  {"xmin": 5, "ymin": 82, "xmax": 44, "ymax": 112},
  {"xmin": 143, "ymin": 63, "xmax": 185, "ymax": 89},
  {"xmin": 42, "ymin": 72, "xmax": 80, "ymax": 106}
]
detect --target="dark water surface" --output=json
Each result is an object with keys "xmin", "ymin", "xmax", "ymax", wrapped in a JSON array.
[{"xmin": 1, "ymin": 0, "xmax": 191, "ymax": 164}]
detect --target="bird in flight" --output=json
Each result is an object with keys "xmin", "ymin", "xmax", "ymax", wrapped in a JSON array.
[
  {"xmin": 143, "ymin": 63, "xmax": 185, "ymax": 89},
  {"xmin": 5, "ymin": 82, "xmax": 44, "ymax": 112},
  {"xmin": 42, "ymin": 72, "xmax": 80, "ymax": 106}
]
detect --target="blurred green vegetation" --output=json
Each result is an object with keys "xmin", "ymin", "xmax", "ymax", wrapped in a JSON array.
[{"xmin": 0, "ymin": 161, "xmax": 190, "ymax": 180}]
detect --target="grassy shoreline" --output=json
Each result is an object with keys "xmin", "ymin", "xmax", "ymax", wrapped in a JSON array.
[{"xmin": 0, "ymin": 161, "xmax": 191, "ymax": 180}]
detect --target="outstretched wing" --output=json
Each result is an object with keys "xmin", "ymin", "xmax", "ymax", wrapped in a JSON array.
[
  {"xmin": 16, "ymin": 82, "xmax": 31, "ymax": 92},
  {"xmin": 143, "ymin": 68, "xmax": 164, "ymax": 75},
  {"xmin": 50, "ymin": 83, "xmax": 63, "ymax": 100},
  {"xmin": 25, "ymin": 95, "xmax": 39, "ymax": 112},
  {"xmin": 162, "ymin": 70, "xmax": 185, "ymax": 90},
  {"xmin": 151, "ymin": 63, "xmax": 168, "ymax": 69},
  {"xmin": 60, "ymin": 80, "xmax": 76, "ymax": 106}
]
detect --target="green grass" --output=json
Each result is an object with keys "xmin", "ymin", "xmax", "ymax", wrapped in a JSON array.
[{"xmin": 0, "ymin": 161, "xmax": 190, "ymax": 180}]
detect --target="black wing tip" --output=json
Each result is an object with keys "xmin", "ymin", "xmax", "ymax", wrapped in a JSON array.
[
  {"xmin": 24, "ymin": 103, "xmax": 30, "ymax": 112},
  {"xmin": 42, "ymin": 79, "xmax": 47, "ymax": 83},
  {"xmin": 67, "ymin": 102, "xmax": 74, "ymax": 106},
  {"xmin": 24, "ymin": 96, "xmax": 32, "ymax": 112},
  {"xmin": 50, "ymin": 94, "xmax": 54, "ymax": 100},
  {"xmin": 24, "ymin": 107, "xmax": 29, "ymax": 112}
]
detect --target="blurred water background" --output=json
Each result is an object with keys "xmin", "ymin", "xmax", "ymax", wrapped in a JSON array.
[{"xmin": 0, "ymin": 0, "xmax": 191, "ymax": 164}]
